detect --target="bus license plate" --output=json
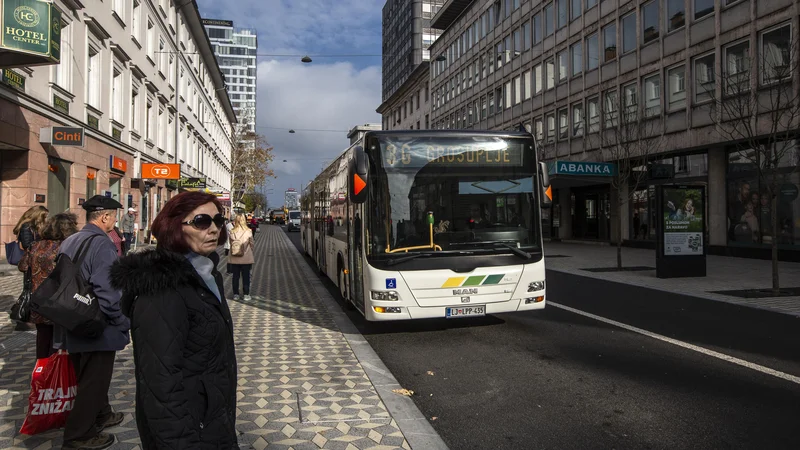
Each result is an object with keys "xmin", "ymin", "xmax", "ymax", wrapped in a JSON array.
[{"xmin": 446, "ymin": 305, "xmax": 486, "ymax": 318}]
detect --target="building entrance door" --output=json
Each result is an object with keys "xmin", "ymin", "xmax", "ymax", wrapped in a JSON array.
[{"xmin": 571, "ymin": 187, "xmax": 611, "ymax": 241}]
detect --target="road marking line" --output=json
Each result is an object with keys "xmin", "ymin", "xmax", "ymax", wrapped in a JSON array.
[{"xmin": 549, "ymin": 301, "xmax": 800, "ymax": 386}]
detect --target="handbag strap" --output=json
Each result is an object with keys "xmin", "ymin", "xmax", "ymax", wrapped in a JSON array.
[{"xmin": 72, "ymin": 235, "xmax": 100, "ymax": 266}]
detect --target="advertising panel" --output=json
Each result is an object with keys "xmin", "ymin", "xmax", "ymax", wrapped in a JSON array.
[
  {"xmin": 662, "ymin": 186, "xmax": 705, "ymax": 256},
  {"xmin": 142, "ymin": 163, "xmax": 181, "ymax": 179}
]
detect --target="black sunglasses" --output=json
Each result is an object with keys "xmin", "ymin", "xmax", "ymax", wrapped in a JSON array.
[{"xmin": 182, "ymin": 213, "xmax": 225, "ymax": 230}]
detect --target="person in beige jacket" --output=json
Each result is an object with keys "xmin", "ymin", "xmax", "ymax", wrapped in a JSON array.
[{"xmin": 228, "ymin": 214, "xmax": 255, "ymax": 300}]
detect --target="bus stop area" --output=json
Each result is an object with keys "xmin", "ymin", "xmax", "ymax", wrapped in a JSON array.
[{"xmin": 0, "ymin": 225, "xmax": 443, "ymax": 450}]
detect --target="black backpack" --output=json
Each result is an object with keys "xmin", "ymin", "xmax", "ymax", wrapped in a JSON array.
[{"xmin": 30, "ymin": 235, "xmax": 107, "ymax": 338}]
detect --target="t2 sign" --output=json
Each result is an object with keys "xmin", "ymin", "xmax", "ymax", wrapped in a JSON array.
[{"xmin": 141, "ymin": 163, "xmax": 181, "ymax": 180}]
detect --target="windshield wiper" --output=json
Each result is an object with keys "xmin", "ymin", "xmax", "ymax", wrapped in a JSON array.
[
  {"xmin": 450, "ymin": 241, "xmax": 532, "ymax": 260},
  {"xmin": 384, "ymin": 250, "xmax": 475, "ymax": 267}
]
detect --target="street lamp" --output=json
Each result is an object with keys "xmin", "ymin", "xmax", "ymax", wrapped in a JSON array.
[
  {"xmin": 301, "ymin": 55, "xmax": 312, "ymax": 63},
  {"xmin": 435, "ymin": 54, "xmax": 446, "ymax": 62},
  {"xmin": 288, "ymin": 129, "xmax": 296, "ymax": 133}
]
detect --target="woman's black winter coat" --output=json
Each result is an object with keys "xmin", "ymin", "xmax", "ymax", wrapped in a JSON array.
[{"xmin": 110, "ymin": 249, "xmax": 237, "ymax": 449}]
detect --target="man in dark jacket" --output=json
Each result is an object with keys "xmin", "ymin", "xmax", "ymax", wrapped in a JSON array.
[{"xmin": 58, "ymin": 195, "xmax": 130, "ymax": 450}]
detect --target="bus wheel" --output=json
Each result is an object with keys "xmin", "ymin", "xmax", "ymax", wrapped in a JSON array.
[{"xmin": 338, "ymin": 264, "xmax": 354, "ymax": 310}]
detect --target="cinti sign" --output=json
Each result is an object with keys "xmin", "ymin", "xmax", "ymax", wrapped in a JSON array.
[
  {"xmin": 548, "ymin": 160, "xmax": 617, "ymax": 176},
  {"xmin": 0, "ymin": 0, "xmax": 61, "ymax": 68}
]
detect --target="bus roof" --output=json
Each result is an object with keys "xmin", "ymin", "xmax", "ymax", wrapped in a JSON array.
[{"xmin": 362, "ymin": 130, "xmax": 533, "ymax": 140}]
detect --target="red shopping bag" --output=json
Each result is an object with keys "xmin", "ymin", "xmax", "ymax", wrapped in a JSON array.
[{"xmin": 19, "ymin": 350, "xmax": 77, "ymax": 435}]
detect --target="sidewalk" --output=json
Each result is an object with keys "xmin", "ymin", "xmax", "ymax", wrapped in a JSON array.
[
  {"xmin": 0, "ymin": 226, "xmax": 445, "ymax": 449},
  {"xmin": 545, "ymin": 242, "xmax": 800, "ymax": 317}
]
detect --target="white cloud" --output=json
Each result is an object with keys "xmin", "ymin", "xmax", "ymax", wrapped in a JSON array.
[{"xmin": 256, "ymin": 59, "xmax": 382, "ymax": 207}]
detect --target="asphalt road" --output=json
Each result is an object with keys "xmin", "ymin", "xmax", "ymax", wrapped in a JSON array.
[{"xmin": 283, "ymin": 228, "xmax": 800, "ymax": 449}]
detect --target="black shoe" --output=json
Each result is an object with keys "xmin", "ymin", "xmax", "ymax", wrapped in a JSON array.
[
  {"xmin": 62, "ymin": 432, "xmax": 115, "ymax": 449},
  {"xmin": 96, "ymin": 412, "xmax": 124, "ymax": 431}
]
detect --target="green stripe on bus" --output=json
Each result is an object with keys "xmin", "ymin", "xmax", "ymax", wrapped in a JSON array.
[
  {"xmin": 462, "ymin": 276, "xmax": 486, "ymax": 286},
  {"xmin": 482, "ymin": 274, "xmax": 504, "ymax": 285}
]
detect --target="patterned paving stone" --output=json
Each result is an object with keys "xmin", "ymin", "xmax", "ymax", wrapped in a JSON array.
[{"xmin": 0, "ymin": 226, "xmax": 408, "ymax": 449}]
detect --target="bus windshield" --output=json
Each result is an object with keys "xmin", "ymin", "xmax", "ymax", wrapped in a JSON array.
[
  {"xmin": 366, "ymin": 134, "xmax": 540, "ymax": 259},
  {"xmin": 289, "ymin": 211, "xmax": 302, "ymax": 220}
]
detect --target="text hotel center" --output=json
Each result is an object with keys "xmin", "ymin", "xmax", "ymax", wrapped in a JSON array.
[
  {"xmin": 0, "ymin": 0, "xmax": 237, "ymax": 258},
  {"xmin": 380, "ymin": 0, "xmax": 800, "ymax": 261}
]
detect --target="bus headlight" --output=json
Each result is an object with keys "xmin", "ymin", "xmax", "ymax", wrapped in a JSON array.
[
  {"xmin": 524, "ymin": 296, "xmax": 545, "ymax": 304},
  {"xmin": 528, "ymin": 281, "xmax": 545, "ymax": 292},
  {"xmin": 373, "ymin": 306, "xmax": 402, "ymax": 313},
  {"xmin": 371, "ymin": 291, "xmax": 399, "ymax": 301}
]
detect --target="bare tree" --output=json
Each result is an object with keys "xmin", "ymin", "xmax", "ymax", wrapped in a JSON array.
[
  {"xmin": 706, "ymin": 30, "xmax": 800, "ymax": 294},
  {"xmin": 600, "ymin": 91, "xmax": 666, "ymax": 269},
  {"xmin": 230, "ymin": 113, "xmax": 276, "ymax": 205}
]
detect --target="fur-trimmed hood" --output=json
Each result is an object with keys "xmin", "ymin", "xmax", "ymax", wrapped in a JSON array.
[{"xmin": 110, "ymin": 248, "xmax": 219, "ymax": 317}]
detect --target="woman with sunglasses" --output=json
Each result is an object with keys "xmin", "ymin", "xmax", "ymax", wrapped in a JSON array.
[{"xmin": 110, "ymin": 191, "xmax": 237, "ymax": 449}]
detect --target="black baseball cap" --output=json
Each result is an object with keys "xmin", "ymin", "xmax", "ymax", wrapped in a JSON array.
[{"xmin": 82, "ymin": 195, "xmax": 123, "ymax": 211}]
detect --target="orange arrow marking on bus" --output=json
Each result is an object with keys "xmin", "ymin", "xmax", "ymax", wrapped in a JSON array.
[
  {"xmin": 545, "ymin": 186, "xmax": 552, "ymax": 201},
  {"xmin": 353, "ymin": 174, "xmax": 366, "ymax": 195}
]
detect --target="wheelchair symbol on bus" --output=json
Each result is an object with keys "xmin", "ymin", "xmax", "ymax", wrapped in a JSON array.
[{"xmin": 385, "ymin": 278, "xmax": 397, "ymax": 289}]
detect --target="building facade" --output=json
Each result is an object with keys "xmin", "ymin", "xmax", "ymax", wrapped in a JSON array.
[
  {"xmin": 377, "ymin": 62, "xmax": 432, "ymax": 130},
  {"xmin": 203, "ymin": 19, "xmax": 257, "ymax": 135},
  {"xmin": 0, "ymin": 0, "xmax": 237, "ymax": 256},
  {"xmin": 347, "ymin": 123, "xmax": 382, "ymax": 145},
  {"xmin": 382, "ymin": 0, "xmax": 445, "ymax": 101},
  {"xmin": 427, "ymin": 0, "xmax": 800, "ymax": 259}
]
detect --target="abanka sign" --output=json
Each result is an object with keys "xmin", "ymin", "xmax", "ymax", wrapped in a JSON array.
[
  {"xmin": 549, "ymin": 161, "xmax": 617, "ymax": 176},
  {"xmin": 0, "ymin": 0, "xmax": 61, "ymax": 68}
]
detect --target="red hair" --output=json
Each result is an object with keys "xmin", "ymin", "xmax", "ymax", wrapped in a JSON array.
[{"xmin": 151, "ymin": 191, "xmax": 227, "ymax": 254}]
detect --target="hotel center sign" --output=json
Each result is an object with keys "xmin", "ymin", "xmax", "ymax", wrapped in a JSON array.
[{"xmin": 0, "ymin": 0, "xmax": 61, "ymax": 68}]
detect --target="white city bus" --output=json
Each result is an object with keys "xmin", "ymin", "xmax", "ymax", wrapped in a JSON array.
[{"xmin": 300, "ymin": 130, "xmax": 551, "ymax": 321}]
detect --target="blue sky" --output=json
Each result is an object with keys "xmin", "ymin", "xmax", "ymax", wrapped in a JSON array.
[{"xmin": 196, "ymin": 0, "xmax": 385, "ymax": 209}]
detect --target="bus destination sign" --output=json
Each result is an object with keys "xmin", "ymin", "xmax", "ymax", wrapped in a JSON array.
[{"xmin": 381, "ymin": 138, "xmax": 525, "ymax": 169}]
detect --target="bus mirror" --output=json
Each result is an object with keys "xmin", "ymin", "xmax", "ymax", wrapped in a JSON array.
[
  {"xmin": 350, "ymin": 146, "xmax": 369, "ymax": 204},
  {"xmin": 539, "ymin": 162, "xmax": 552, "ymax": 209}
]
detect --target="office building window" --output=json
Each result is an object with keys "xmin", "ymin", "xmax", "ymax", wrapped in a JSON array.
[
  {"xmin": 534, "ymin": 117, "xmax": 544, "ymax": 142},
  {"xmin": 558, "ymin": 108, "xmax": 569, "ymax": 140},
  {"xmin": 481, "ymin": 96, "xmax": 488, "ymax": 119},
  {"xmin": 132, "ymin": 1, "xmax": 141, "ymax": 41},
  {"xmin": 587, "ymin": 32, "xmax": 599, "ymax": 70},
  {"xmin": 489, "ymin": 93, "xmax": 495, "ymax": 115},
  {"xmin": 534, "ymin": 64, "xmax": 543, "ymax": 94},
  {"xmin": 587, "ymin": 96, "xmax": 600, "ymax": 133},
  {"xmin": 643, "ymin": 74, "xmax": 661, "ymax": 117},
  {"xmin": 642, "ymin": 1, "xmax": 659, "ymax": 44},
  {"xmin": 666, "ymin": 0, "xmax": 685, "ymax": 32},
  {"xmin": 523, "ymin": 70, "xmax": 532, "ymax": 100},
  {"xmin": 497, "ymin": 42, "xmax": 504, "ymax": 69},
  {"xmin": 667, "ymin": 65, "xmax": 687, "ymax": 110},
  {"xmin": 572, "ymin": 102, "xmax": 584, "ymax": 137},
  {"xmin": 725, "ymin": 40, "xmax": 750, "ymax": 94},
  {"xmin": 514, "ymin": 28, "xmax": 521, "ymax": 54},
  {"xmin": 761, "ymin": 24, "xmax": 792, "ymax": 84},
  {"xmin": 113, "ymin": 0, "xmax": 126, "ymax": 21},
  {"xmin": 523, "ymin": 21, "xmax": 531, "ymax": 50},
  {"xmin": 545, "ymin": 112, "xmax": 556, "ymax": 143},
  {"xmin": 533, "ymin": 14, "xmax": 542, "ymax": 44},
  {"xmin": 586, "ymin": 0, "xmax": 598, "ymax": 9},
  {"xmin": 131, "ymin": 86, "xmax": 140, "ymax": 131},
  {"xmin": 544, "ymin": 3, "xmax": 554, "ymax": 36},
  {"xmin": 622, "ymin": 13, "xmax": 636, "ymax": 54},
  {"xmin": 694, "ymin": 53, "xmax": 715, "ymax": 103},
  {"xmin": 545, "ymin": 58, "xmax": 555, "ymax": 89},
  {"xmin": 695, "ymin": 0, "xmax": 714, "ymax": 20},
  {"xmin": 571, "ymin": 0, "xmax": 581, "ymax": 21},
  {"xmin": 604, "ymin": 90, "xmax": 618, "ymax": 128},
  {"xmin": 557, "ymin": 0, "xmax": 568, "ymax": 29},
  {"xmin": 505, "ymin": 35, "xmax": 513, "ymax": 61},
  {"xmin": 146, "ymin": 101, "xmax": 153, "ymax": 141},
  {"xmin": 603, "ymin": 24, "xmax": 616, "ymax": 62},
  {"xmin": 112, "ymin": 66, "xmax": 123, "ymax": 123},
  {"xmin": 623, "ymin": 83, "xmax": 638, "ymax": 120},
  {"xmin": 53, "ymin": 19, "xmax": 71, "ymax": 90},
  {"xmin": 557, "ymin": 50, "xmax": 568, "ymax": 82},
  {"xmin": 513, "ymin": 77, "xmax": 521, "ymax": 105},
  {"xmin": 571, "ymin": 42, "xmax": 583, "ymax": 76},
  {"xmin": 146, "ymin": 20, "xmax": 155, "ymax": 60}
]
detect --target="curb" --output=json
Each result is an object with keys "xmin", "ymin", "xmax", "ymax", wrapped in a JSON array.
[
  {"xmin": 282, "ymin": 232, "xmax": 449, "ymax": 450},
  {"xmin": 545, "ymin": 266, "xmax": 800, "ymax": 318}
]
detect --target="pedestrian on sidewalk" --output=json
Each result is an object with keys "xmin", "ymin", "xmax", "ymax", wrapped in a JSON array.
[
  {"xmin": 110, "ymin": 191, "xmax": 238, "ymax": 450},
  {"xmin": 120, "ymin": 208, "xmax": 136, "ymax": 254},
  {"xmin": 229, "ymin": 214, "xmax": 254, "ymax": 301},
  {"xmin": 18, "ymin": 212, "xmax": 79, "ymax": 359},
  {"xmin": 11, "ymin": 206, "xmax": 48, "ymax": 331},
  {"xmin": 58, "ymin": 195, "xmax": 129, "ymax": 450},
  {"xmin": 224, "ymin": 217, "xmax": 234, "ymax": 274}
]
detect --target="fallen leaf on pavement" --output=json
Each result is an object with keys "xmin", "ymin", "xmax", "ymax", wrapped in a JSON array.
[
  {"xmin": 392, "ymin": 388, "xmax": 414, "ymax": 396},
  {"xmin": 431, "ymin": 416, "xmax": 438, "ymax": 421},
  {"xmin": 426, "ymin": 371, "xmax": 435, "ymax": 376}
]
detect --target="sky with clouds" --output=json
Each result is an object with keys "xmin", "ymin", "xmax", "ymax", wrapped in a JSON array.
[{"xmin": 195, "ymin": 0, "xmax": 385, "ymax": 209}]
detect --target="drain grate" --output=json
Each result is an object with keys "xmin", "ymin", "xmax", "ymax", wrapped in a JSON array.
[{"xmin": 0, "ymin": 331, "xmax": 35, "ymax": 355}]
